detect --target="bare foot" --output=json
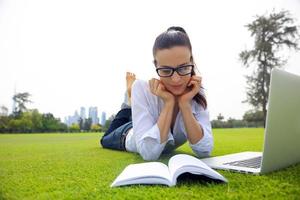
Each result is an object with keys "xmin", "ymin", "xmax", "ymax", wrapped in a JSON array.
[{"xmin": 126, "ymin": 72, "xmax": 136, "ymax": 104}]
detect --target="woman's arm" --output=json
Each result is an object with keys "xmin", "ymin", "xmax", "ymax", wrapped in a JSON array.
[
  {"xmin": 149, "ymin": 78, "xmax": 175, "ymax": 143},
  {"xmin": 179, "ymin": 100, "xmax": 213, "ymax": 158},
  {"xmin": 179, "ymin": 102, "xmax": 203, "ymax": 144},
  {"xmin": 131, "ymin": 80, "xmax": 174, "ymax": 161},
  {"xmin": 157, "ymin": 100, "xmax": 174, "ymax": 143},
  {"xmin": 178, "ymin": 75, "xmax": 213, "ymax": 157}
]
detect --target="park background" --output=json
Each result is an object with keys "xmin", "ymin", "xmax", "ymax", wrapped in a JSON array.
[
  {"xmin": 1, "ymin": 0, "xmax": 300, "ymax": 124},
  {"xmin": 1, "ymin": 0, "xmax": 300, "ymax": 199}
]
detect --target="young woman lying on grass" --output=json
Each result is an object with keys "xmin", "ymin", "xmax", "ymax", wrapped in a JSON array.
[{"xmin": 100, "ymin": 26, "xmax": 213, "ymax": 161}]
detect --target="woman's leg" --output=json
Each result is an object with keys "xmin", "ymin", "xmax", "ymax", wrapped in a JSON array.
[
  {"xmin": 100, "ymin": 72, "xmax": 136, "ymax": 151},
  {"xmin": 126, "ymin": 72, "xmax": 136, "ymax": 106},
  {"xmin": 103, "ymin": 108, "xmax": 132, "ymax": 137},
  {"xmin": 100, "ymin": 120, "xmax": 132, "ymax": 151}
]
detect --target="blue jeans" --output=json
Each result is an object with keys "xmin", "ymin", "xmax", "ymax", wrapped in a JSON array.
[{"xmin": 100, "ymin": 108, "xmax": 132, "ymax": 151}]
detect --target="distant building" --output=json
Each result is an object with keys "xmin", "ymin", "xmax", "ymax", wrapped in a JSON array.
[
  {"xmin": 89, "ymin": 107, "xmax": 99, "ymax": 125},
  {"xmin": 65, "ymin": 110, "xmax": 80, "ymax": 126},
  {"xmin": 80, "ymin": 107, "xmax": 86, "ymax": 119},
  {"xmin": 100, "ymin": 111, "xmax": 106, "ymax": 126},
  {"xmin": 65, "ymin": 107, "xmax": 102, "ymax": 127}
]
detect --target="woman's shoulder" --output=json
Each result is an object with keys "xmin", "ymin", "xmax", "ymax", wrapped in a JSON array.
[
  {"xmin": 132, "ymin": 79, "xmax": 148, "ymax": 90},
  {"xmin": 132, "ymin": 79, "xmax": 160, "ymax": 105},
  {"xmin": 132, "ymin": 79, "xmax": 152, "ymax": 97}
]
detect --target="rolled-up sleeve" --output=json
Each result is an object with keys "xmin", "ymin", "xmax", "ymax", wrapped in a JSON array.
[
  {"xmin": 189, "ymin": 106, "xmax": 214, "ymax": 158},
  {"xmin": 131, "ymin": 80, "xmax": 171, "ymax": 161}
]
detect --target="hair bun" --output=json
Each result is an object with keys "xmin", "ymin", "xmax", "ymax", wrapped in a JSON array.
[{"xmin": 167, "ymin": 26, "xmax": 187, "ymax": 34}]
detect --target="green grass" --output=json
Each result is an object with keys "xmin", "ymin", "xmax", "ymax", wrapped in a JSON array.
[{"xmin": 0, "ymin": 128, "xmax": 299, "ymax": 199}]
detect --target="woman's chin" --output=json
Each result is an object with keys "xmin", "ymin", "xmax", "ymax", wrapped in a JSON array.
[{"xmin": 169, "ymin": 89, "xmax": 185, "ymax": 96}]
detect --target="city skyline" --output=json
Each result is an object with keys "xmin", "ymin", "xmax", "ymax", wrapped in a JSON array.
[
  {"xmin": 1, "ymin": 0, "xmax": 300, "ymax": 121},
  {"xmin": 64, "ymin": 106, "xmax": 106, "ymax": 126}
]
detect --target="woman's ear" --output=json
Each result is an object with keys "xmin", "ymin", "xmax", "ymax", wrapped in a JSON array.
[{"xmin": 153, "ymin": 60, "xmax": 157, "ymax": 67}]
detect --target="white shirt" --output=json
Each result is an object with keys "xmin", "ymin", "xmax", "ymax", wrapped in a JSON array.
[{"xmin": 125, "ymin": 80, "xmax": 213, "ymax": 161}]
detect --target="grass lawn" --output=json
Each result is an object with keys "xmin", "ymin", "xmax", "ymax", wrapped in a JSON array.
[{"xmin": 0, "ymin": 128, "xmax": 299, "ymax": 199}]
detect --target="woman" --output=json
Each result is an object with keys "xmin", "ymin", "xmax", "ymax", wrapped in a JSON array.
[{"xmin": 101, "ymin": 26, "xmax": 213, "ymax": 161}]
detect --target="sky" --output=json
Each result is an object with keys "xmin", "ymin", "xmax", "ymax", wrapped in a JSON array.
[{"xmin": 1, "ymin": 0, "xmax": 300, "ymax": 122}]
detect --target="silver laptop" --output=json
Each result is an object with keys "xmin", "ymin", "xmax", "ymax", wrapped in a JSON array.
[{"xmin": 201, "ymin": 68, "xmax": 300, "ymax": 174}]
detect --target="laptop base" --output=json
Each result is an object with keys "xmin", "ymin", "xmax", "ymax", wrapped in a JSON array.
[{"xmin": 201, "ymin": 152, "xmax": 262, "ymax": 174}]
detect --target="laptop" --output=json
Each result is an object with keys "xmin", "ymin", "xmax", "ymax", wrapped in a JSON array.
[{"xmin": 201, "ymin": 68, "xmax": 300, "ymax": 174}]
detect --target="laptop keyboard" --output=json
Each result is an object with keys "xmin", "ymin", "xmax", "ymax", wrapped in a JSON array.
[{"xmin": 224, "ymin": 156, "xmax": 262, "ymax": 169}]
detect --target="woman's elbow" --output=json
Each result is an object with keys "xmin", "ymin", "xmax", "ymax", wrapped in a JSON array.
[
  {"xmin": 139, "ymin": 151, "xmax": 161, "ymax": 161},
  {"xmin": 194, "ymin": 150, "xmax": 211, "ymax": 158},
  {"xmin": 137, "ymin": 141, "xmax": 164, "ymax": 161},
  {"xmin": 193, "ymin": 140, "xmax": 214, "ymax": 158}
]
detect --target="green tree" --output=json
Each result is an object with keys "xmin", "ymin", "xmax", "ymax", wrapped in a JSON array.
[
  {"xmin": 1, "ymin": 109, "xmax": 67, "ymax": 133},
  {"xmin": 78, "ymin": 117, "xmax": 84, "ymax": 131},
  {"xmin": 226, "ymin": 118, "xmax": 246, "ymax": 128},
  {"xmin": 239, "ymin": 10, "xmax": 299, "ymax": 126},
  {"xmin": 91, "ymin": 124, "xmax": 102, "ymax": 132},
  {"xmin": 0, "ymin": 105, "xmax": 8, "ymax": 116},
  {"xmin": 41, "ymin": 113, "xmax": 65, "ymax": 132},
  {"xmin": 24, "ymin": 109, "xmax": 43, "ymax": 132},
  {"xmin": 103, "ymin": 114, "xmax": 115, "ymax": 132},
  {"xmin": 13, "ymin": 92, "xmax": 32, "ymax": 116},
  {"xmin": 0, "ymin": 116, "xmax": 11, "ymax": 133},
  {"xmin": 58, "ymin": 123, "xmax": 68, "ymax": 132},
  {"xmin": 243, "ymin": 110, "xmax": 264, "ymax": 127},
  {"xmin": 69, "ymin": 123, "xmax": 80, "ymax": 132},
  {"xmin": 217, "ymin": 113, "xmax": 224, "ymax": 121},
  {"xmin": 83, "ymin": 118, "xmax": 92, "ymax": 131},
  {"xmin": 8, "ymin": 117, "xmax": 33, "ymax": 133},
  {"xmin": 211, "ymin": 120, "xmax": 224, "ymax": 128}
]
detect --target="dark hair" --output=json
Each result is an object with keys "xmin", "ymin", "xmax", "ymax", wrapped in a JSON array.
[{"xmin": 152, "ymin": 26, "xmax": 207, "ymax": 109}]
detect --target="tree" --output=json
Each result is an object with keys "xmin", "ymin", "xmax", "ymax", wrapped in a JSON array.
[
  {"xmin": 69, "ymin": 123, "xmax": 80, "ymax": 132},
  {"xmin": 78, "ymin": 117, "xmax": 84, "ymax": 131},
  {"xmin": 83, "ymin": 118, "xmax": 92, "ymax": 131},
  {"xmin": 26, "ymin": 109, "xmax": 43, "ymax": 132},
  {"xmin": 239, "ymin": 10, "xmax": 299, "ymax": 126},
  {"xmin": 243, "ymin": 110, "xmax": 264, "ymax": 127},
  {"xmin": 217, "ymin": 113, "xmax": 224, "ymax": 121},
  {"xmin": 91, "ymin": 124, "xmax": 102, "ymax": 132},
  {"xmin": 13, "ymin": 92, "xmax": 32, "ymax": 116},
  {"xmin": 8, "ymin": 116, "xmax": 33, "ymax": 133},
  {"xmin": 0, "ymin": 105, "xmax": 8, "ymax": 116},
  {"xmin": 41, "ymin": 113, "xmax": 64, "ymax": 132},
  {"xmin": 103, "ymin": 114, "xmax": 115, "ymax": 132},
  {"xmin": 0, "ymin": 116, "xmax": 10, "ymax": 132}
]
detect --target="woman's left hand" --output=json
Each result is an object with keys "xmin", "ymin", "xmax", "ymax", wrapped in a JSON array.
[{"xmin": 178, "ymin": 75, "xmax": 202, "ymax": 106}]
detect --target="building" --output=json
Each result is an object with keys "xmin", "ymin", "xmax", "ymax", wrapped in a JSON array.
[
  {"xmin": 65, "ymin": 110, "xmax": 80, "ymax": 126},
  {"xmin": 88, "ymin": 107, "xmax": 99, "ymax": 125},
  {"xmin": 100, "ymin": 111, "xmax": 106, "ymax": 126},
  {"xmin": 65, "ymin": 107, "xmax": 102, "ymax": 126},
  {"xmin": 80, "ymin": 107, "xmax": 86, "ymax": 119}
]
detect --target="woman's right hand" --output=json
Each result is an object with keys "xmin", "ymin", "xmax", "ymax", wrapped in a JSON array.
[{"xmin": 149, "ymin": 78, "xmax": 175, "ymax": 103}]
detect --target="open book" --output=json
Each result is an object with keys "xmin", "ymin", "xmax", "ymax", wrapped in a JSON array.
[{"xmin": 111, "ymin": 154, "xmax": 227, "ymax": 187}]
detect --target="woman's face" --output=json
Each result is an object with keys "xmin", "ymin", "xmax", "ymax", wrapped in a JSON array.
[{"xmin": 155, "ymin": 46, "xmax": 192, "ymax": 96}]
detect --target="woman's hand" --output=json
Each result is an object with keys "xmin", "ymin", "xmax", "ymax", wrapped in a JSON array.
[
  {"xmin": 149, "ymin": 78, "xmax": 175, "ymax": 104},
  {"xmin": 178, "ymin": 75, "xmax": 202, "ymax": 107}
]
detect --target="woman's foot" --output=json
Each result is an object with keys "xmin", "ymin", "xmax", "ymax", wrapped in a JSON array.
[{"xmin": 126, "ymin": 72, "xmax": 136, "ymax": 105}]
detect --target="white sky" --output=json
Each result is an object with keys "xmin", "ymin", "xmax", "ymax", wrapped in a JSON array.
[{"xmin": 1, "ymin": 0, "xmax": 300, "ymax": 121}]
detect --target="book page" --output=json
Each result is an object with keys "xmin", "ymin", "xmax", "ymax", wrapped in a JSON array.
[
  {"xmin": 111, "ymin": 162, "xmax": 171, "ymax": 187},
  {"xmin": 168, "ymin": 154, "xmax": 227, "ymax": 184}
]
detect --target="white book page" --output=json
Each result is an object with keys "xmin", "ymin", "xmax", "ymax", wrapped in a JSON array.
[
  {"xmin": 111, "ymin": 162, "xmax": 171, "ymax": 187},
  {"xmin": 168, "ymin": 154, "xmax": 227, "ymax": 184}
]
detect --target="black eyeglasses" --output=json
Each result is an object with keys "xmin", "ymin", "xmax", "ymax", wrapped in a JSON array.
[{"xmin": 156, "ymin": 64, "xmax": 194, "ymax": 77}]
